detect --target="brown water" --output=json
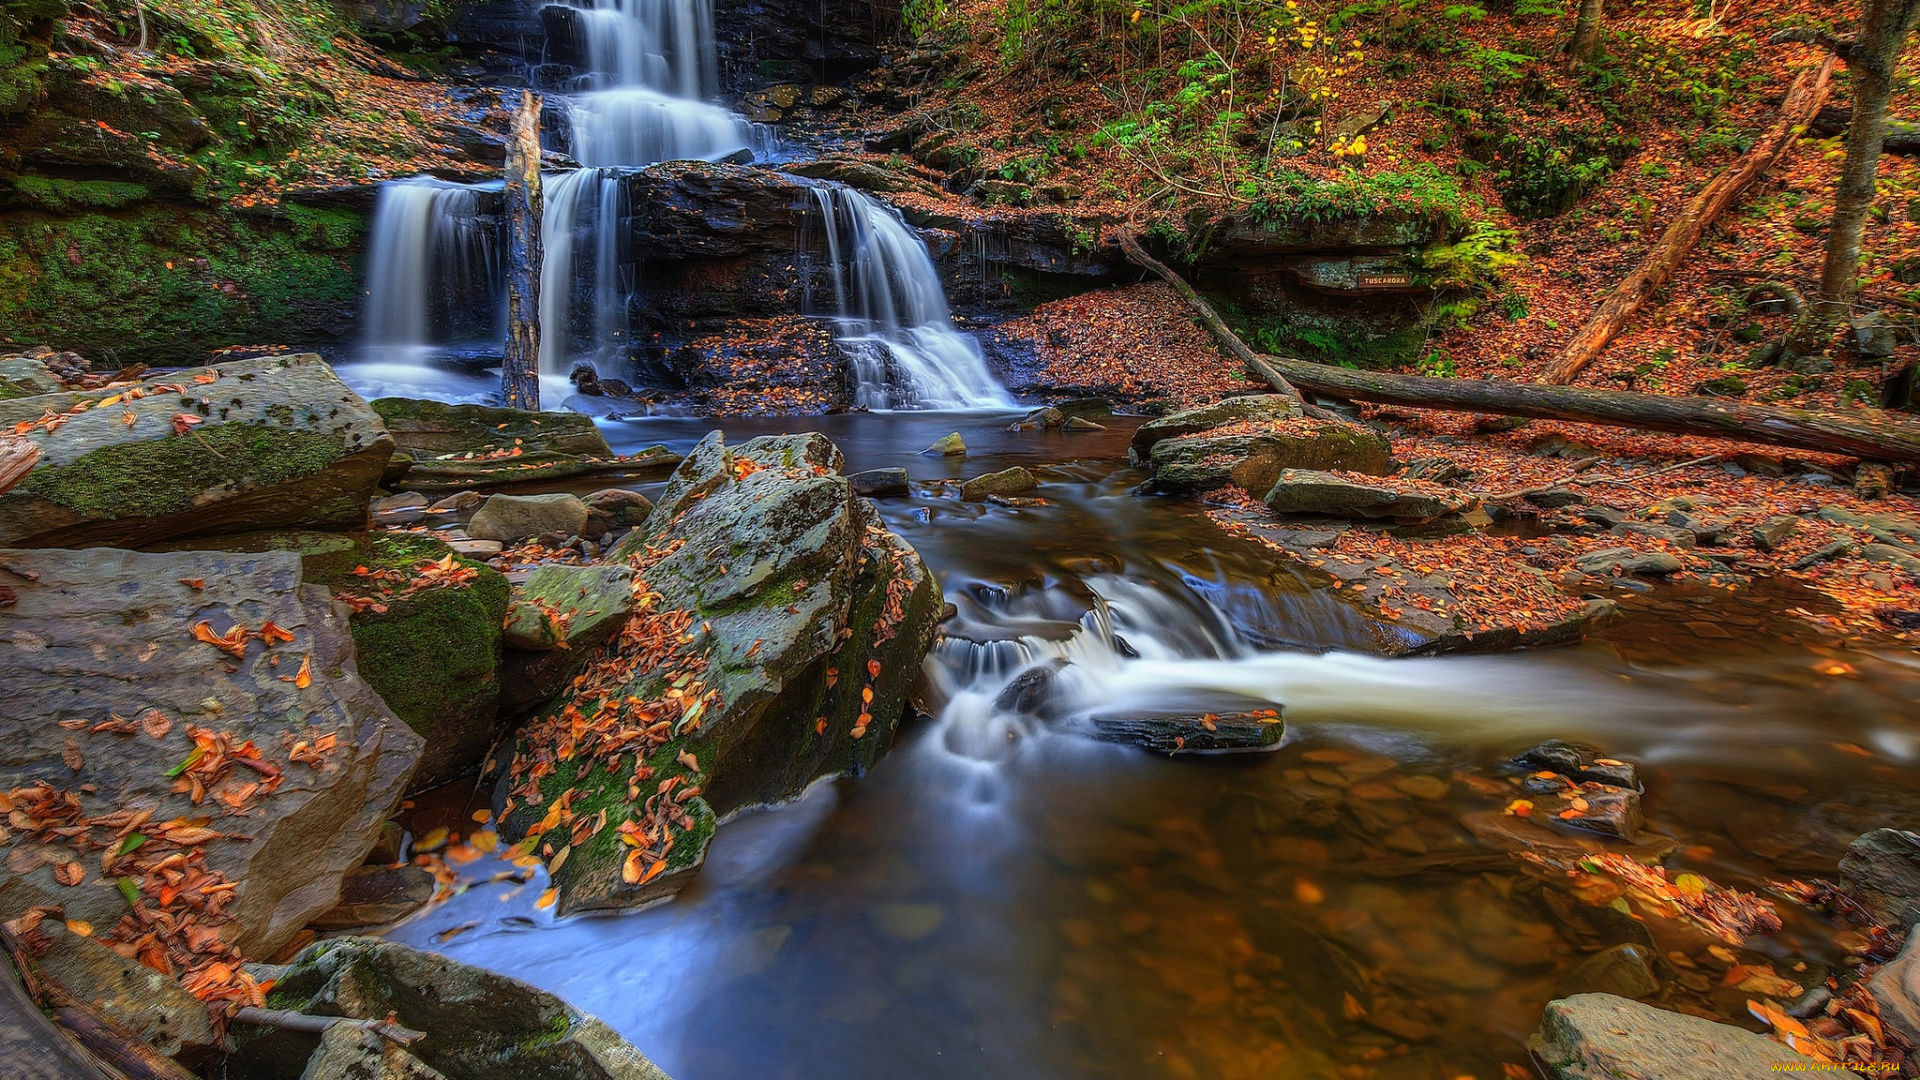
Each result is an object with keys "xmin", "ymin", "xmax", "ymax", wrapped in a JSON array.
[{"xmin": 389, "ymin": 410, "xmax": 1920, "ymax": 1080}]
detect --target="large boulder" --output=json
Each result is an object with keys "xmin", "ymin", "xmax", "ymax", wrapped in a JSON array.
[
  {"xmin": 1529, "ymin": 993, "xmax": 1818, "ymax": 1079},
  {"xmin": 0, "ymin": 354, "xmax": 393, "ymax": 548},
  {"xmin": 1870, "ymin": 930, "xmax": 1920, "ymax": 1046},
  {"xmin": 1262, "ymin": 469, "xmax": 1475, "ymax": 521},
  {"xmin": 232, "ymin": 938, "xmax": 671, "ymax": 1080},
  {"xmin": 0, "ymin": 548, "xmax": 421, "ymax": 958},
  {"xmin": 146, "ymin": 531, "xmax": 510, "ymax": 790},
  {"xmin": 468, "ymin": 493, "xmax": 591, "ymax": 545},
  {"xmin": 28, "ymin": 918, "xmax": 216, "ymax": 1057},
  {"xmin": 1146, "ymin": 419, "xmax": 1394, "ymax": 495},
  {"xmin": 493, "ymin": 432, "xmax": 943, "ymax": 915}
]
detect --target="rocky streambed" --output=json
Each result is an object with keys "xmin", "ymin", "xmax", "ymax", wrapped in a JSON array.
[{"xmin": 1, "ymin": 356, "xmax": 1918, "ymax": 1080}]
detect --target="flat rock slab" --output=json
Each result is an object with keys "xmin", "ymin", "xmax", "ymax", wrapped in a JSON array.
[
  {"xmin": 369, "ymin": 399, "xmax": 612, "ymax": 458},
  {"xmin": 1263, "ymin": 469, "xmax": 1474, "ymax": 521},
  {"xmin": 1147, "ymin": 422, "xmax": 1393, "ymax": 495},
  {"xmin": 0, "ymin": 353, "xmax": 393, "ymax": 548},
  {"xmin": 0, "ymin": 547, "xmax": 421, "ymax": 957},
  {"xmin": 960, "ymin": 466, "xmax": 1037, "ymax": 502},
  {"xmin": 1870, "ymin": 931, "xmax": 1920, "ymax": 1045},
  {"xmin": 1530, "ymin": 993, "xmax": 1818, "ymax": 1079},
  {"xmin": 1128, "ymin": 395, "xmax": 1301, "ymax": 458},
  {"xmin": 389, "ymin": 448, "xmax": 682, "ymax": 494}
]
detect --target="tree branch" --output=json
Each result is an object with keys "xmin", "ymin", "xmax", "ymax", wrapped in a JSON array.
[{"xmin": 1769, "ymin": 27, "xmax": 1857, "ymax": 61}]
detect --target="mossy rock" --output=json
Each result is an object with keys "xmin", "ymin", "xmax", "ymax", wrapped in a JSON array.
[
  {"xmin": 146, "ymin": 529, "xmax": 509, "ymax": 788},
  {"xmin": 1148, "ymin": 422, "xmax": 1393, "ymax": 495},
  {"xmin": 0, "ymin": 353, "xmax": 393, "ymax": 547},
  {"xmin": 495, "ymin": 433, "xmax": 942, "ymax": 916},
  {"xmin": 391, "ymin": 447, "xmax": 681, "ymax": 494},
  {"xmin": 234, "ymin": 937, "xmax": 672, "ymax": 1080},
  {"xmin": 1128, "ymin": 394, "xmax": 1303, "ymax": 459},
  {"xmin": 370, "ymin": 398, "xmax": 614, "ymax": 458}
]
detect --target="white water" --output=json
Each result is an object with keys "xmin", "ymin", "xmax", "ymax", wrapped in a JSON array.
[
  {"xmin": 537, "ymin": 168, "xmax": 631, "ymax": 397},
  {"xmin": 811, "ymin": 187, "xmax": 1014, "ymax": 410},
  {"xmin": 361, "ymin": 177, "xmax": 496, "ymax": 361}
]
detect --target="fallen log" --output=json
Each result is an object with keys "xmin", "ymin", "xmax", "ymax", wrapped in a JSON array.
[
  {"xmin": 1809, "ymin": 105, "xmax": 1920, "ymax": 153},
  {"xmin": 1115, "ymin": 226, "xmax": 1324, "ymax": 416},
  {"xmin": 1248, "ymin": 354, "xmax": 1920, "ymax": 463},
  {"xmin": 1541, "ymin": 57, "xmax": 1837, "ymax": 385}
]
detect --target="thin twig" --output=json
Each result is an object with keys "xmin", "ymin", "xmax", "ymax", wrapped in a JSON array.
[{"xmin": 231, "ymin": 1007, "xmax": 426, "ymax": 1047}]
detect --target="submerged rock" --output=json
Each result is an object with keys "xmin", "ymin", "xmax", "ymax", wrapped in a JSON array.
[
  {"xmin": 1529, "ymin": 993, "xmax": 1818, "ymax": 1079},
  {"xmin": 1553, "ymin": 943, "xmax": 1660, "ymax": 1000},
  {"xmin": 306, "ymin": 864, "xmax": 436, "ymax": 932},
  {"xmin": 0, "ymin": 354, "xmax": 393, "ymax": 548},
  {"xmin": 494, "ymin": 432, "xmax": 943, "ymax": 915},
  {"xmin": 583, "ymin": 488, "xmax": 654, "ymax": 527},
  {"xmin": 960, "ymin": 466, "xmax": 1038, "ymax": 501},
  {"xmin": 235, "ymin": 938, "xmax": 671, "ymax": 1080},
  {"xmin": 0, "ymin": 548, "xmax": 420, "ymax": 957}
]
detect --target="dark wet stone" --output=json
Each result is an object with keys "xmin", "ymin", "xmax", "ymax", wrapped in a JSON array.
[
  {"xmin": 991, "ymin": 661, "xmax": 1065, "ymax": 718},
  {"xmin": 1082, "ymin": 710, "xmax": 1284, "ymax": 754},
  {"xmin": 1554, "ymin": 943, "xmax": 1660, "ymax": 1000},
  {"xmin": 1839, "ymin": 828, "xmax": 1920, "ymax": 929},
  {"xmin": 847, "ymin": 468, "xmax": 910, "ymax": 496}
]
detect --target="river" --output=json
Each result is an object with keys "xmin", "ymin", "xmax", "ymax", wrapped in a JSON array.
[{"xmin": 382, "ymin": 408, "xmax": 1920, "ymax": 1080}]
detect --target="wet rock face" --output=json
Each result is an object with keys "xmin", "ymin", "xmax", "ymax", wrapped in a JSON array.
[
  {"xmin": 236, "ymin": 938, "xmax": 672, "ymax": 1080},
  {"xmin": 1530, "ymin": 993, "xmax": 1819, "ymax": 1079},
  {"xmin": 493, "ymin": 432, "xmax": 944, "ymax": 916},
  {"xmin": 1146, "ymin": 422, "xmax": 1395, "ymax": 495},
  {"xmin": 713, "ymin": 0, "xmax": 898, "ymax": 94},
  {"xmin": 0, "ymin": 354, "xmax": 393, "ymax": 548},
  {"xmin": 0, "ymin": 548, "xmax": 421, "ymax": 958}
]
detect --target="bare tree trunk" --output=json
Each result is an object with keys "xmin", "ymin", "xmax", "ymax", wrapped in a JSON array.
[
  {"xmin": 1791, "ymin": 0, "xmax": 1920, "ymax": 354},
  {"xmin": 1542, "ymin": 58, "xmax": 1836, "ymax": 384},
  {"xmin": 1568, "ymin": 0, "xmax": 1605, "ymax": 63},
  {"xmin": 1248, "ymin": 353, "xmax": 1920, "ymax": 462},
  {"xmin": 1115, "ymin": 226, "xmax": 1342, "ymax": 419},
  {"xmin": 503, "ymin": 90, "xmax": 543, "ymax": 411}
]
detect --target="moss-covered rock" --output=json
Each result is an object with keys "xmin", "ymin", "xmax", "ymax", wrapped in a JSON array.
[
  {"xmin": 0, "ymin": 202, "xmax": 365, "ymax": 364},
  {"xmin": 146, "ymin": 529, "xmax": 509, "ymax": 788},
  {"xmin": 233, "ymin": 937, "xmax": 672, "ymax": 1080},
  {"xmin": 1147, "ymin": 419, "xmax": 1394, "ymax": 495},
  {"xmin": 0, "ymin": 353, "xmax": 393, "ymax": 547},
  {"xmin": 1128, "ymin": 394, "xmax": 1302, "ymax": 460},
  {"xmin": 370, "ymin": 398, "xmax": 614, "ymax": 458},
  {"xmin": 493, "ymin": 432, "xmax": 942, "ymax": 916}
]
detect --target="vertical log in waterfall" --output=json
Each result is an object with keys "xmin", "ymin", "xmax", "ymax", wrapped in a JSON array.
[{"xmin": 503, "ymin": 89, "xmax": 544, "ymax": 410}]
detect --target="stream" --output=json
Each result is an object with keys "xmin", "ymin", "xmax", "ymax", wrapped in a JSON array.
[{"xmin": 380, "ymin": 409, "xmax": 1920, "ymax": 1080}]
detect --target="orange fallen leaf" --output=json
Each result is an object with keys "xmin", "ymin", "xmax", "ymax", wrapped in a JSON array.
[
  {"xmin": 536, "ymin": 887, "xmax": 557, "ymax": 909},
  {"xmin": 259, "ymin": 621, "xmax": 295, "ymax": 646},
  {"xmin": 190, "ymin": 620, "xmax": 249, "ymax": 659}
]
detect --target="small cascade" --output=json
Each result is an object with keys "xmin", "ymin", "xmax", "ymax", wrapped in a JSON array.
[
  {"xmin": 539, "ymin": 168, "xmax": 630, "ymax": 390},
  {"xmin": 362, "ymin": 177, "xmax": 498, "ymax": 360},
  {"xmin": 809, "ymin": 187, "xmax": 1012, "ymax": 410},
  {"xmin": 564, "ymin": 88, "xmax": 758, "ymax": 167}
]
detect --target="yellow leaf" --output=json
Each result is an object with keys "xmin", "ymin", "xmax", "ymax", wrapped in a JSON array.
[
  {"xmin": 536, "ymin": 887, "xmax": 557, "ymax": 909},
  {"xmin": 65, "ymin": 920, "xmax": 93, "ymax": 937}
]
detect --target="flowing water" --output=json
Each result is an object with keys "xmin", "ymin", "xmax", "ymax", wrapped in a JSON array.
[
  {"xmin": 389, "ymin": 410, "xmax": 1920, "ymax": 1080},
  {"xmin": 362, "ymin": 177, "xmax": 500, "ymax": 363},
  {"xmin": 808, "ymin": 189, "xmax": 1014, "ymax": 411}
]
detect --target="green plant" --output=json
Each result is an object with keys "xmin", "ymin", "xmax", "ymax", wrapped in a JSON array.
[
  {"xmin": 1412, "ymin": 221, "xmax": 1524, "ymax": 291},
  {"xmin": 1418, "ymin": 350, "xmax": 1458, "ymax": 377}
]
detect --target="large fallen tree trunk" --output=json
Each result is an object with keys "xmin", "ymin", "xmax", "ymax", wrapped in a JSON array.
[
  {"xmin": 1249, "ymin": 353, "xmax": 1920, "ymax": 462},
  {"xmin": 1540, "ymin": 57, "xmax": 1838, "ymax": 385},
  {"xmin": 1809, "ymin": 105, "xmax": 1920, "ymax": 152}
]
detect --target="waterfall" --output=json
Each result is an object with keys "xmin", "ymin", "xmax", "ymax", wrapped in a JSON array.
[
  {"xmin": 565, "ymin": 88, "xmax": 758, "ymax": 168},
  {"xmin": 538, "ymin": 168, "xmax": 630, "ymax": 389},
  {"xmin": 810, "ymin": 187, "xmax": 1013, "ymax": 410},
  {"xmin": 362, "ymin": 177, "xmax": 497, "ymax": 360}
]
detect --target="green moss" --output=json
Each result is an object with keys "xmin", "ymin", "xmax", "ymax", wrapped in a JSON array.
[
  {"xmin": 0, "ymin": 202, "xmax": 363, "ymax": 364},
  {"xmin": 18, "ymin": 423, "xmax": 345, "ymax": 519},
  {"xmin": 302, "ymin": 532, "xmax": 508, "ymax": 751},
  {"xmin": 10, "ymin": 177, "xmax": 152, "ymax": 211}
]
